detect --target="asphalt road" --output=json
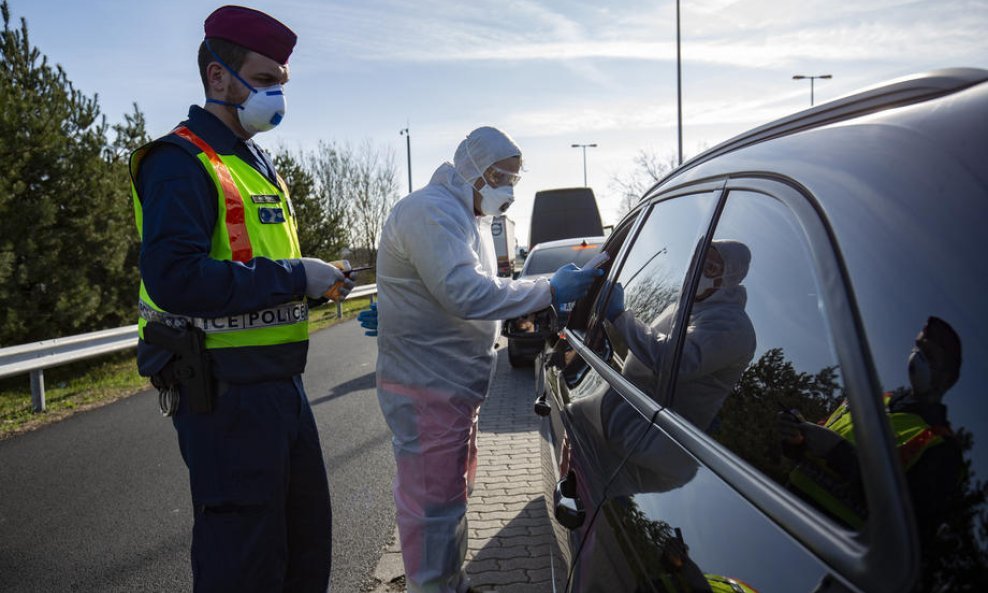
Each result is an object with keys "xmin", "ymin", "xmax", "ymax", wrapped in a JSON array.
[{"xmin": 0, "ymin": 318, "xmax": 395, "ymax": 593}]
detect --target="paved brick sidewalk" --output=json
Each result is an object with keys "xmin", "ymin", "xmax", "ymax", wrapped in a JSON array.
[{"xmin": 366, "ymin": 342, "xmax": 554, "ymax": 592}]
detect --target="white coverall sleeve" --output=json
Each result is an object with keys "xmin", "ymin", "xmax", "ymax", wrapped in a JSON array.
[
  {"xmin": 404, "ymin": 201, "xmax": 552, "ymax": 320},
  {"xmin": 613, "ymin": 308, "xmax": 750, "ymax": 381},
  {"xmin": 675, "ymin": 312, "xmax": 753, "ymax": 381},
  {"xmin": 613, "ymin": 311, "xmax": 675, "ymax": 372}
]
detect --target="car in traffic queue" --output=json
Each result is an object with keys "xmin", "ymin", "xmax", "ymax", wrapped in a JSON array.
[
  {"xmin": 535, "ymin": 68, "xmax": 988, "ymax": 593},
  {"xmin": 503, "ymin": 236, "xmax": 605, "ymax": 367}
]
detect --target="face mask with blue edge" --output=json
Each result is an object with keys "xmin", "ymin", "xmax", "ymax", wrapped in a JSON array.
[{"xmin": 204, "ymin": 40, "xmax": 287, "ymax": 135}]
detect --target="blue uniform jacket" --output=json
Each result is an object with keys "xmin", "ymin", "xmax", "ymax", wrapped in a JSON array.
[{"xmin": 135, "ymin": 106, "xmax": 308, "ymax": 382}]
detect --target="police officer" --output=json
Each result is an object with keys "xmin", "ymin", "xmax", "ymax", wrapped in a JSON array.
[
  {"xmin": 130, "ymin": 6, "xmax": 349, "ymax": 591},
  {"xmin": 779, "ymin": 316, "xmax": 963, "ymax": 538}
]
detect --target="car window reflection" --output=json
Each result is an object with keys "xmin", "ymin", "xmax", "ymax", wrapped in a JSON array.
[
  {"xmin": 597, "ymin": 192, "xmax": 719, "ymax": 394},
  {"xmin": 607, "ymin": 240, "xmax": 757, "ymax": 431},
  {"xmin": 827, "ymin": 179, "xmax": 988, "ymax": 586}
]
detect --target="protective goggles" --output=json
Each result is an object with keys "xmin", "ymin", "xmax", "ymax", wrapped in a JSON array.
[{"xmin": 486, "ymin": 165, "xmax": 522, "ymax": 188}]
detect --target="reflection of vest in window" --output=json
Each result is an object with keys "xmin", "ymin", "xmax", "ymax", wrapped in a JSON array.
[
  {"xmin": 130, "ymin": 126, "xmax": 307, "ymax": 350},
  {"xmin": 789, "ymin": 395, "xmax": 952, "ymax": 529},
  {"xmin": 705, "ymin": 574, "xmax": 758, "ymax": 593}
]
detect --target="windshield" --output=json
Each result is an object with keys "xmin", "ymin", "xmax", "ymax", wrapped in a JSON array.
[{"xmin": 522, "ymin": 243, "xmax": 603, "ymax": 276}]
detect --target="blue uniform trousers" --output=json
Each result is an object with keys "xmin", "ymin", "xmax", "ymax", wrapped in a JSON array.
[{"xmin": 172, "ymin": 376, "xmax": 332, "ymax": 593}]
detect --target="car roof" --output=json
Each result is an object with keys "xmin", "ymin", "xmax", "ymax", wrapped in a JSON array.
[
  {"xmin": 654, "ymin": 67, "xmax": 988, "ymax": 192},
  {"xmin": 528, "ymin": 236, "xmax": 607, "ymax": 253}
]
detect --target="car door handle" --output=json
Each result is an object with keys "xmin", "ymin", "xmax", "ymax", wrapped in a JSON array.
[
  {"xmin": 554, "ymin": 470, "xmax": 585, "ymax": 530},
  {"xmin": 534, "ymin": 393, "xmax": 551, "ymax": 416},
  {"xmin": 534, "ymin": 355, "xmax": 551, "ymax": 417}
]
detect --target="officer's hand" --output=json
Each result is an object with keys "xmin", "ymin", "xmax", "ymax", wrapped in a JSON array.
[
  {"xmin": 776, "ymin": 410, "xmax": 805, "ymax": 445},
  {"xmin": 605, "ymin": 283, "xmax": 625, "ymax": 322},
  {"xmin": 550, "ymin": 263, "xmax": 604, "ymax": 307},
  {"xmin": 332, "ymin": 261, "xmax": 358, "ymax": 300},
  {"xmin": 300, "ymin": 257, "xmax": 346, "ymax": 299},
  {"xmin": 334, "ymin": 275, "xmax": 356, "ymax": 301},
  {"xmin": 358, "ymin": 302, "xmax": 378, "ymax": 337},
  {"xmin": 777, "ymin": 411, "xmax": 842, "ymax": 455}
]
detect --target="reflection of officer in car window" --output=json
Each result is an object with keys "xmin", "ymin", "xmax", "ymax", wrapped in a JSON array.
[
  {"xmin": 606, "ymin": 240, "xmax": 757, "ymax": 431},
  {"xmin": 779, "ymin": 316, "xmax": 964, "ymax": 538}
]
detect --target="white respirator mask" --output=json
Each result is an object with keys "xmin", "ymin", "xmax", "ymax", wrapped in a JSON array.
[
  {"xmin": 463, "ymin": 142, "xmax": 519, "ymax": 216},
  {"xmin": 236, "ymin": 84, "xmax": 286, "ymax": 135},
  {"xmin": 205, "ymin": 40, "xmax": 287, "ymax": 135},
  {"xmin": 695, "ymin": 272, "xmax": 724, "ymax": 301},
  {"xmin": 477, "ymin": 182, "xmax": 515, "ymax": 216},
  {"xmin": 697, "ymin": 274, "xmax": 717, "ymax": 294}
]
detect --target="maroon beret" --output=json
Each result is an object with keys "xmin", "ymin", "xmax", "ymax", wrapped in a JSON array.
[{"xmin": 204, "ymin": 5, "xmax": 297, "ymax": 65}]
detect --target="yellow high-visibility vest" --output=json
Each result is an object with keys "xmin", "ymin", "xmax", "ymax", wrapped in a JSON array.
[{"xmin": 130, "ymin": 125, "xmax": 307, "ymax": 349}]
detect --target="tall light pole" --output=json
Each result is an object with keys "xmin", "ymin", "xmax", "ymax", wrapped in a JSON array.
[
  {"xmin": 570, "ymin": 143, "xmax": 597, "ymax": 187},
  {"xmin": 676, "ymin": 0, "xmax": 683, "ymax": 166},
  {"xmin": 399, "ymin": 127, "xmax": 412, "ymax": 193},
  {"xmin": 792, "ymin": 74, "xmax": 832, "ymax": 106}
]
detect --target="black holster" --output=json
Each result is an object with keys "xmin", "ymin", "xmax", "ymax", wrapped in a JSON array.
[{"xmin": 143, "ymin": 321, "xmax": 215, "ymax": 414}]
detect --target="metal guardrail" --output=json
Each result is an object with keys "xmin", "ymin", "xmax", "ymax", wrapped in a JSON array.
[
  {"xmin": 0, "ymin": 325, "xmax": 140, "ymax": 413},
  {"xmin": 0, "ymin": 284, "xmax": 377, "ymax": 413}
]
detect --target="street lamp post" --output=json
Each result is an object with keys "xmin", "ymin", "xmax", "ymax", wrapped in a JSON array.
[
  {"xmin": 792, "ymin": 74, "xmax": 832, "ymax": 106},
  {"xmin": 570, "ymin": 143, "xmax": 598, "ymax": 187},
  {"xmin": 399, "ymin": 127, "xmax": 412, "ymax": 194},
  {"xmin": 676, "ymin": 0, "xmax": 683, "ymax": 166}
]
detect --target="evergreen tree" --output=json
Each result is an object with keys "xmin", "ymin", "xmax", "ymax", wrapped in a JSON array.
[
  {"xmin": 712, "ymin": 348, "xmax": 842, "ymax": 484},
  {"xmin": 0, "ymin": 1, "xmax": 140, "ymax": 343},
  {"xmin": 104, "ymin": 103, "xmax": 149, "ymax": 327}
]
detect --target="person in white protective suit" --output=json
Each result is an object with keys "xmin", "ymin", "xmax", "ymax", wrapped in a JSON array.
[
  {"xmin": 605, "ymin": 240, "xmax": 757, "ymax": 432},
  {"xmin": 360, "ymin": 126, "xmax": 602, "ymax": 593}
]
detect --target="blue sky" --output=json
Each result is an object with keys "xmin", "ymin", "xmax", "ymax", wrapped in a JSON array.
[{"xmin": 9, "ymin": 0, "xmax": 987, "ymax": 244}]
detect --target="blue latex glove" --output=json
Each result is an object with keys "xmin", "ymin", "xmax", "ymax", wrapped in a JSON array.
[
  {"xmin": 358, "ymin": 302, "xmax": 378, "ymax": 337},
  {"xmin": 605, "ymin": 283, "xmax": 625, "ymax": 321},
  {"xmin": 549, "ymin": 263, "xmax": 604, "ymax": 307}
]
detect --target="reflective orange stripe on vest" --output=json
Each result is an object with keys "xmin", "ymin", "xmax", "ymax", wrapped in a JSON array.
[
  {"xmin": 898, "ymin": 424, "xmax": 950, "ymax": 469},
  {"xmin": 171, "ymin": 126, "xmax": 253, "ymax": 262}
]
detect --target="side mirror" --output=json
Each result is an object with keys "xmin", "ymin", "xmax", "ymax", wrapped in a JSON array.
[{"xmin": 502, "ymin": 307, "xmax": 558, "ymax": 341}]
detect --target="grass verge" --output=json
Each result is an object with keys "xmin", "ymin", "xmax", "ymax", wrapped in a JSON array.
[{"xmin": 0, "ymin": 297, "xmax": 372, "ymax": 441}]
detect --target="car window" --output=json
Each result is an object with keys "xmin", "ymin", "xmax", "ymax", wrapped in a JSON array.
[
  {"xmin": 566, "ymin": 219, "xmax": 637, "ymax": 335},
  {"xmin": 830, "ymin": 183, "xmax": 988, "ymax": 586},
  {"xmin": 665, "ymin": 190, "xmax": 866, "ymax": 530},
  {"xmin": 522, "ymin": 243, "xmax": 603, "ymax": 276},
  {"xmin": 594, "ymin": 191, "xmax": 719, "ymax": 396}
]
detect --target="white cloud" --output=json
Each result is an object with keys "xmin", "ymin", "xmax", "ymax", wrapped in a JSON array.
[{"xmin": 292, "ymin": 0, "xmax": 987, "ymax": 72}]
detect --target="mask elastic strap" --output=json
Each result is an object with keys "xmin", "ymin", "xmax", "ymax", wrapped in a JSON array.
[
  {"xmin": 206, "ymin": 98, "xmax": 244, "ymax": 110},
  {"xmin": 205, "ymin": 39, "xmax": 258, "ymax": 94}
]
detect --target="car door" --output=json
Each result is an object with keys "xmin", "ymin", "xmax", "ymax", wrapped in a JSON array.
[
  {"xmin": 555, "ymin": 179, "xmax": 923, "ymax": 593},
  {"xmin": 541, "ymin": 183, "xmax": 723, "ymax": 592}
]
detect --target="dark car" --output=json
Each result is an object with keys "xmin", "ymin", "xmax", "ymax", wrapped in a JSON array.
[
  {"xmin": 504, "ymin": 237, "xmax": 604, "ymax": 367},
  {"xmin": 537, "ymin": 68, "xmax": 988, "ymax": 593}
]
